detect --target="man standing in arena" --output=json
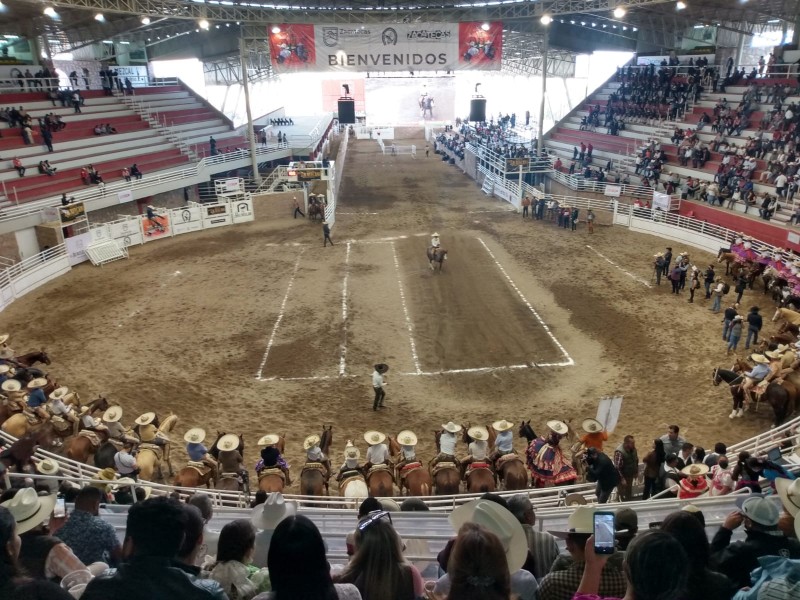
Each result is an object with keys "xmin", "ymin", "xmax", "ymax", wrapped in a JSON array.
[{"xmin": 323, "ymin": 220, "xmax": 333, "ymax": 247}]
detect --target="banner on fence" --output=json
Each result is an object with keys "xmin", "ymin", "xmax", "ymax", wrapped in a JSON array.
[
  {"xmin": 268, "ymin": 22, "xmax": 502, "ymax": 73},
  {"xmin": 41, "ymin": 206, "xmax": 60, "ymax": 223},
  {"xmin": 493, "ymin": 184, "xmax": 514, "ymax": 203},
  {"xmin": 481, "ymin": 174, "xmax": 494, "ymax": 196},
  {"xmin": 231, "ymin": 199, "xmax": 255, "ymax": 224},
  {"xmin": 64, "ymin": 232, "xmax": 93, "ymax": 266},
  {"xmin": 653, "ymin": 191, "xmax": 671, "ymax": 212},
  {"xmin": 89, "ymin": 225, "xmax": 109, "ymax": 243},
  {"xmin": 171, "ymin": 206, "xmax": 203, "ymax": 235},
  {"xmin": 59, "ymin": 202, "xmax": 86, "ymax": 225},
  {"xmin": 117, "ymin": 190, "xmax": 134, "ymax": 204},
  {"xmin": 505, "ymin": 157, "xmax": 528, "ymax": 171},
  {"xmin": 203, "ymin": 204, "xmax": 233, "ymax": 228},
  {"xmin": 108, "ymin": 219, "xmax": 143, "ymax": 247},
  {"xmin": 604, "ymin": 185, "xmax": 622, "ymax": 197},
  {"xmin": 142, "ymin": 211, "xmax": 172, "ymax": 242}
]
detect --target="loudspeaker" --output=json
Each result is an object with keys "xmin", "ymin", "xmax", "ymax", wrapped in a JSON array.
[
  {"xmin": 469, "ymin": 98, "xmax": 486, "ymax": 122},
  {"xmin": 338, "ymin": 99, "xmax": 355, "ymax": 124}
]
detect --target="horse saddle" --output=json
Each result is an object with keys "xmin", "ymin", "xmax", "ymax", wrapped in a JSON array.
[
  {"xmin": 302, "ymin": 462, "xmax": 328, "ymax": 476},
  {"xmin": 139, "ymin": 443, "xmax": 164, "ymax": 461},
  {"xmin": 78, "ymin": 430, "xmax": 102, "ymax": 449},
  {"xmin": 50, "ymin": 415, "xmax": 72, "ymax": 433},
  {"xmin": 496, "ymin": 453, "xmax": 523, "ymax": 469},
  {"xmin": 367, "ymin": 464, "xmax": 393, "ymax": 482},
  {"xmin": 218, "ymin": 471, "xmax": 242, "ymax": 482},
  {"xmin": 432, "ymin": 461, "xmax": 458, "ymax": 477},
  {"xmin": 400, "ymin": 461, "xmax": 424, "ymax": 479},
  {"xmin": 340, "ymin": 475, "xmax": 365, "ymax": 492},
  {"xmin": 186, "ymin": 461, "xmax": 210, "ymax": 476},
  {"xmin": 466, "ymin": 462, "xmax": 493, "ymax": 477},
  {"xmin": 259, "ymin": 467, "xmax": 285, "ymax": 482}
]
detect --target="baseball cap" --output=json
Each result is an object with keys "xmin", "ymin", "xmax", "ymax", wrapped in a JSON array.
[
  {"xmin": 615, "ymin": 507, "xmax": 638, "ymax": 535},
  {"xmin": 738, "ymin": 496, "xmax": 779, "ymax": 527}
]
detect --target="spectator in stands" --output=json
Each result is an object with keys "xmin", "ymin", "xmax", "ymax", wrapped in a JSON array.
[
  {"xmin": 131, "ymin": 164, "xmax": 143, "ymax": 180},
  {"xmin": 175, "ymin": 504, "xmax": 205, "ymax": 572},
  {"xmin": 83, "ymin": 496, "xmax": 226, "ymax": 599},
  {"xmin": 21, "ymin": 124, "xmax": 32, "ymax": 145},
  {"xmin": 614, "ymin": 508, "xmax": 638, "ymax": 551},
  {"xmin": 641, "ymin": 438, "xmax": 665, "ymax": 500},
  {"xmin": 38, "ymin": 160, "xmax": 56, "ymax": 176},
  {"xmin": 12, "ymin": 158, "xmax": 24, "ymax": 177},
  {"xmin": 613, "ymin": 435, "xmax": 638, "ymax": 502},
  {"xmin": 257, "ymin": 514, "xmax": 361, "ymax": 600},
  {"xmin": 574, "ymin": 530, "xmax": 688, "ymax": 600},
  {"xmin": 210, "ymin": 137, "xmax": 218, "ymax": 156},
  {"xmin": 251, "ymin": 493, "xmax": 296, "ymax": 568},
  {"xmin": 660, "ymin": 453, "xmax": 684, "ymax": 496},
  {"xmin": 710, "ymin": 495, "xmax": 800, "ymax": 589},
  {"xmin": 661, "ymin": 511, "xmax": 734, "ymax": 600},
  {"xmin": 106, "ymin": 123, "xmax": 117, "ymax": 134},
  {"xmin": 207, "ymin": 519, "xmax": 269, "ymax": 599},
  {"xmin": 94, "ymin": 124, "xmax": 106, "ymax": 136},
  {"xmin": 55, "ymin": 486, "xmax": 122, "ymax": 566},
  {"xmin": 659, "ymin": 424, "xmax": 685, "ymax": 456},
  {"xmin": 41, "ymin": 127, "xmax": 53, "ymax": 153},
  {"xmin": 71, "ymin": 91, "xmax": 82, "ymax": 114},
  {"xmin": 444, "ymin": 522, "xmax": 510, "ymax": 600},
  {"xmin": 507, "ymin": 494, "xmax": 559, "ymax": 580},
  {"xmin": 122, "ymin": 167, "xmax": 131, "ymax": 182},
  {"xmin": 187, "ymin": 493, "xmax": 219, "ymax": 563}
]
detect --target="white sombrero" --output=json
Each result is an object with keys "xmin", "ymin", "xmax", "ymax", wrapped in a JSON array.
[
  {"xmin": 218, "ymin": 434, "xmax": 240, "ymax": 451},
  {"xmin": 251, "ymin": 492, "xmax": 296, "ymax": 530},
  {"xmin": 49, "ymin": 387, "xmax": 69, "ymax": 401},
  {"xmin": 111, "ymin": 477, "xmax": 152, "ymax": 499},
  {"xmin": 344, "ymin": 442, "xmax": 360, "ymax": 460},
  {"xmin": 258, "ymin": 434, "xmax": 280, "ymax": 447},
  {"xmin": 432, "ymin": 232, "xmax": 440, "ymax": 236},
  {"xmin": 582, "ymin": 418, "xmax": 603, "ymax": 433},
  {"xmin": 397, "ymin": 430, "xmax": 418, "ymax": 446},
  {"xmin": 681, "ymin": 463, "xmax": 710, "ymax": 478},
  {"xmin": 1, "ymin": 489, "xmax": 57, "ymax": 534},
  {"xmin": 442, "ymin": 421, "xmax": 462, "ymax": 433},
  {"xmin": 547, "ymin": 420, "xmax": 569, "ymax": 435},
  {"xmin": 0, "ymin": 334, "xmax": 9, "ymax": 345},
  {"xmin": 103, "ymin": 406, "xmax": 123, "ymax": 423},
  {"xmin": 184, "ymin": 428, "xmax": 206, "ymax": 444},
  {"xmin": 468, "ymin": 426, "xmax": 489, "ymax": 441},
  {"xmin": 2, "ymin": 379, "xmax": 21, "ymax": 392},
  {"xmin": 0, "ymin": 365, "xmax": 12, "ymax": 375},
  {"xmin": 750, "ymin": 354, "xmax": 769, "ymax": 364},
  {"xmin": 776, "ymin": 477, "xmax": 800, "ymax": 517},
  {"xmin": 450, "ymin": 499, "xmax": 528, "ymax": 573},
  {"xmin": 303, "ymin": 434, "xmax": 321, "ymax": 450},
  {"xmin": 36, "ymin": 458, "xmax": 60, "ymax": 476},
  {"xmin": 492, "ymin": 420, "xmax": 514, "ymax": 432},
  {"xmin": 364, "ymin": 431, "xmax": 386, "ymax": 445},
  {"xmin": 27, "ymin": 377, "xmax": 48, "ymax": 390},
  {"xmin": 134, "ymin": 412, "xmax": 156, "ymax": 426}
]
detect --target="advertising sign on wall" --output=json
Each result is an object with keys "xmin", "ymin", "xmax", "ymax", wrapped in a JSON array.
[
  {"xmin": 203, "ymin": 204, "xmax": 233, "ymax": 228},
  {"xmin": 108, "ymin": 219, "xmax": 143, "ymax": 247},
  {"xmin": 65, "ymin": 232, "xmax": 93, "ymax": 266},
  {"xmin": 59, "ymin": 202, "xmax": 86, "ymax": 224},
  {"xmin": 231, "ymin": 199, "xmax": 255, "ymax": 224},
  {"xmin": 142, "ymin": 210, "xmax": 171, "ymax": 241},
  {"xmin": 171, "ymin": 206, "xmax": 203, "ymax": 235},
  {"xmin": 268, "ymin": 22, "xmax": 502, "ymax": 73}
]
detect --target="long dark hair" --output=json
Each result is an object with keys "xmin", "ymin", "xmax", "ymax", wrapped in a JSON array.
[
  {"xmin": 0, "ymin": 506, "xmax": 24, "ymax": 591},
  {"xmin": 660, "ymin": 511, "xmax": 710, "ymax": 587},
  {"xmin": 653, "ymin": 439, "xmax": 666, "ymax": 465},
  {"xmin": 624, "ymin": 530, "xmax": 688, "ymax": 600},
  {"xmin": 448, "ymin": 523, "xmax": 510, "ymax": 600},
  {"xmin": 216, "ymin": 520, "xmax": 255, "ymax": 563},
  {"xmin": 268, "ymin": 515, "xmax": 338, "ymax": 600}
]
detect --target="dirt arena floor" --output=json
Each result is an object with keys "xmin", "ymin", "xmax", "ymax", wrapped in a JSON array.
[{"xmin": 1, "ymin": 128, "xmax": 783, "ymax": 490}]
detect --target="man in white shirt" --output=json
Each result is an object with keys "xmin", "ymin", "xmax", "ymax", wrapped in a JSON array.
[
  {"xmin": 431, "ymin": 421, "xmax": 461, "ymax": 471},
  {"xmin": 363, "ymin": 430, "xmax": 391, "ymax": 472},
  {"xmin": 372, "ymin": 363, "xmax": 388, "ymax": 411},
  {"xmin": 114, "ymin": 443, "xmax": 139, "ymax": 479},
  {"xmin": 776, "ymin": 173, "xmax": 788, "ymax": 197}
]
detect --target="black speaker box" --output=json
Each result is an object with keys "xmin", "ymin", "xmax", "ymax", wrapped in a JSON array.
[
  {"xmin": 338, "ymin": 99, "xmax": 356, "ymax": 124},
  {"xmin": 469, "ymin": 98, "xmax": 487, "ymax": 122}
]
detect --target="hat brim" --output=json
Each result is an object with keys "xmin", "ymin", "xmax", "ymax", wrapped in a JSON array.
[
  {"xmin": 776, "ymin": 478, "xmax": 800, "ymax": 517},
  {"xmin": 449, "ymin": 499, "xmax": 528, "ymax": 573},
  {"xmin": 251, "ymin": 500, "xmax": 296, "ymax": 530},
  {"xmin": 6, "ymin": 493, "xmax": 56, "ymax": 535}
]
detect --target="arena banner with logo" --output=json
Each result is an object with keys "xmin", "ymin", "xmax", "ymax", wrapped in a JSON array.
[
  {"xmin": 231, "ymin": 199, "xmax": 255, "ymax": 224},
  {"xmin": 268, "ymin": 22, "xmax": 502, "ymax": 73},
  {"xmin": 170, "ymin": 206, "xmax": 203, "ymax": 235},
  {"xmin": 142, "ymin": 210, "xmax": 172, "ymax": 242},
  {"xmin": 203, "ymin": 203, "xmax": 233, "ymax": 229},
  {"xmin": 108, "ymin": 218, "xmax": 143, "ymax": 247}
]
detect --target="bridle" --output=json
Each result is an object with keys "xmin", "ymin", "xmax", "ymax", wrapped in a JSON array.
[{"xmin": 713, "ymin": 366, "xmax": 743, "ymax": 387}]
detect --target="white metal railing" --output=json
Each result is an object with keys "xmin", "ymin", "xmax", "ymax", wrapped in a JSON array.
[{"xmin": 548, "ymin": 167, "xmax": 669, "ymax": 200}]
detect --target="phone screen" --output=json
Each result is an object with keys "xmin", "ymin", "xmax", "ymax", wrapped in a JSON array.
[
  {"xmin": 593, "ymin": 512, "xmax": 616, "ymax": 554},
  {"xmin": 53, "ymin": 497, "xmax": 66, "ymax": 519}
]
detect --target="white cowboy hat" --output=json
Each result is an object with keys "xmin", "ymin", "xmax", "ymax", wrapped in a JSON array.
[
  {"xmin": 397, "ymin": 430, "xmax": 418, "ymax": 446},
  {"xmin": 551, "ymin": 505, "xmax": 601, "ymax": 538},
  {"xmin": 777, "ymin": 344, "xmax": 791, "ymax": 353},
  {"xmin": 442, "ymin": 421, "xmax": 462, "ymax": 433},
  {"xmin": 184, "ymin": 428, "xmax": 206, "ymax": 444},
  {"xmin": 258, "ymin": 434, "xmax": 280, "ymax": 447},
  {"xmin": 110, "ymin": 477, "xmax": 152, "ymax": 499},
  {"xmin": 2, "ymin": 379, "xmax": 21, "ymax": 392},
  {"xmin": 36, "ymin": 458, "xmax": 60, "ymax": 476},
  {"xmin": 0, "ymin": 334, "xmax": 9, "ymax": 344},
  {"xmin": 750, "ymin": 353, "xmax": 769, "ymax": 364},
  {"xmin": 218, "ymin": 434, "xmax": 240, "ymax": 451},
  {"xmin": 492, "ymin": 420, "xmax": 514, "ymax": 432},
  {"xmin": 765, "ymin": 350, "xmax": 782, "ymax": 360},
  {"xmin": 547, "ymin": 420, "xmax": 569, "ymax": 435},
  {"xmin": 0, "ymin": 364, "xmax": 12, "ymax": 375},
  {"xmin": 251, "ymin": 492, "xmax": 296, "ymax": 530},
  {"xmin": 564, "ymin": 493, "xmax": 588, "ymax": 507},
  {"xmin": 322, "ymin": 221, "xmax": 329, "ymax": 225},
  {"xmin": 303, "ymin": 434, "xmax": 321, "ymax": 450},
  {"xmin": 49, "ymin": 387, "xmax": 69, "ymax": 401},
  {"xmin": 27, "ymin": 377, "xmax": 48, "ymax": 389},
  {"xmin": 582, "ymin": 418, "xmax": 603, "ymax": 434},
  {"xmin": 344, "ymin": 442, "xmax": 360, "ymax": 460},
  {"xmin": 776, "ymin": 477, "xmax": 800, "ymax": 517},
  {"xmin": 681, "ymin": 463, "xmax": 710, "ymax": 478},
  {"xmin": 103, "ymin": 406, "xmax": 123, "ymax": 423},
  {"xmin": 468, "ymin": 426, "xmax": 489, "ymax": 441},
  {"xmin": 364, "ymin": 431, "xmax": 386, "ymax": 445},
  {"xmin": 450, "ymin": 499, "xmax": 528, "ymax": 573},
  {"xmin": 1, "ymin": 489, "xmax": 56, "ymax": 534},
  {"xmin": 432, "ymin": 232, "xmax": 440, "ymax": 237},
  {"xmin": 134, "ymin": 412, "xmax": 156, "ymax": 426}
]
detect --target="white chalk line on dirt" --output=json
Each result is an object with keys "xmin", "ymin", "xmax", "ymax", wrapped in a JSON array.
[
  {"xmin": 477, "ymin": 237, "xmax": 575, "ymax": 367},
  {"xmin": 585, "ymin": 245, "xmax": 653, "ymax": 288},
  {"xmin": 339, "ymin": 242, "xmax": 352, "ymax": 376},
  {"xmin": 403, "ymin": 361, "xmax": 575, "ymax": 376},
  {"xmin": 391, "ymin": 241, "xmax": 423, "ymax": 374},
  {"xmin": 254, "ymin": 249, "xmax": 306, "ymax": 380}
]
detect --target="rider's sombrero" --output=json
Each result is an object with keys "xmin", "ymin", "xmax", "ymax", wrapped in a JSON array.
[
  {"xmin": 258, "ymin": 434, "xmax": 280, "ymax": 447},
  {"xmin": 750, "ymin": 353, "xmax": 769, "ymax": 364},
  {"xmin": 681, "ymin": 463, "xmax": 710, "ymax": 478},
  {"xmin": 1, "ymin": 379, "xmax": 20, "ymax": 393},
  {"xmin": 397, "ymin": 430, "xmax": 418, "ymax": 446},
  {"xmin": 564, "ymin": 493, "xmax": 588, "ymax": 507},
  {"xmin": 303, "ymin": 434, "xmax": 321, "ymax": 450},
  {"xmin": 0, "ymin": 364, "xmax": 12, "ymax": 375},
  {"xmin": 0, "ymin": 334, "xmax": 8, "ymax": 345},
  {"xmin": 102, "ymin": 406, "xmax": 123, "ymax": 423},
  {"xmin": 134, "ymin": 412, "xmax": 156, "ymax": 426},
  {"xmin": 27, "ymin": 377, "xmax": 48, "ymax": 390},
  {"xmin": 364, "ymin": 431, "xmax": 386, "ymax": 445},
  {"xmin": 374, "ymin": 363, "xmax": 389, "ymax": 374},
  {"xmin": 218, "ymin": 434, "xmax": 240, "ymax": 451},
  {"xmin": 322, "ymin": 221, "xmax": 328, "ymax": 225},
  {"xmin": 468, "ymin": 426, "xmax": 489, "ymax": 441},
  {"xmin": 184, "ymin": 428, "xmax": 206, "ymax": 444},
  {"xmin": 582, "ymin": 418, "xmax": 603, "ymax": 433},
  {"xmin": 36, "ymin": 458, "xmax": 60, "ymax": 476},
  {"xmin": 432, "ymin": 232, "xmax": 440, "ymax": 237},
  {"xmin": 442, "ymin": 421, "xmax": 462, "ymax": 434},
  {"xmin": 654, "ymin": 252, "xmax": 663, "ymax": 257},
  {"xmin": 777, "ymin": 344, "xmax": 791, "ymax": 353},
  {"xmin": 344, "ymin": 442, "xmax": 360, "ymax": 460},
  {"xmin": 547, "ymin": 420, "xmax": 569, "ymax": 435},
  {"xmin": 492, "ymin": 420, "xmax": 514, "ymax": 432},
  {"xmin": 765, "ymin": 350, "xmax": 782, "ymax": 360},
  {"xmin": 49, "ymin": 387, "xmax": 69, "ymax": 401}
]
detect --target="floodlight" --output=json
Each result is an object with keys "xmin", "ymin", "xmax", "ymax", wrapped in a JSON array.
[
  {"xmin": 94, "ymin": 13, "xmax": 105, "ymax": 22},
  {"xmin": 43, "ymin": 6, "xmax": 57, "ymax": 17},
  {"xmin": 613, "ymin": 7, "xmax": 626, "ymax": 18},
  {"xmin": 271, "ymin": 26, "xmax": 281, "ymax": 34},
  {"xmin": 540, "ymin": 15, "xmax": 552, "ymax": 25},
  {"xmin": 199, "ymin": 19, "xmax": 210, "ymax": 29},
  {"xmin": 481, "ymin": 22, "xmax": 490, "ymax": 31},
  {"xmin": 676, "ymin": 1, "xmax": 687, "ymax": 9},
  {"xmin": 141, "ymin": 16, "xmax": 151, "ymax": 25}
]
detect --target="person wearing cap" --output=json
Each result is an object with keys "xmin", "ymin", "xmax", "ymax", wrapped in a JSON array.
[
  {"xmin": 612, "ymin": 435, "xmax": 639, "ymax": 502},
  {"xmin": 114, "ymin": 443, "xmax": 139, "ymax": 480},
  {"xmin": 323, "ymin": 220, "xmax": 333, "ymax": 247},
  {"xmin": 372, "ymin": 363, "xmax": 388, "ymax": 411},
  {"xmin": 431, "ymin": 231, "xmax": 441, "ymax": 250},
  {"xmin": 740, "ymin": 353, "xmax": 771, "ymax": 411},
  {"xmin": 727, "ymin": 315, "xmax": 743, "ymax": 355},
  {"xmin": 184, "ymin": 429, "xmax": 217, "ymax": 482},
  {"xmin": 363, "ymin": 431, "xmax": 391, "ymax": 474},
  {"xmin": 303, "ymin": 434, "xmax": 331, "ymax": 480},
  {"xmin": 578, "ymin": 419, "xmax": 608, "ymax": 452},
  {"xmin": 431, "ymin": 422, "xmax": 462, "ymax": 472},
  {"xmin": 489, "ymin": 419, "xmax": 515, "ymax": 466},
  {"xmin": 710, "ymin": 496, "xmax": 800, "ymax": 589},
  {"xmin": 663, "ymin": 246, "xmax": 673, "ymax": 277},
  {"xmin": 652, "ymin": 253, "xmax": 664, "ymax": 285},
  {"xmin": 614, "ymin": 507, "xmax": 638, "ymax": 551}
]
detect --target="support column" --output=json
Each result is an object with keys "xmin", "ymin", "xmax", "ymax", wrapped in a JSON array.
[
  {"xmin": 733, "ymin": 31, "xmax": 746, "ymax": 71},
  {"xmin": 240, "ymin": 37, "xmax": 261, "ymax": 184},
  {"xmin": 537, "ymin": 25, "xmax": 548, "ymax": 156}
]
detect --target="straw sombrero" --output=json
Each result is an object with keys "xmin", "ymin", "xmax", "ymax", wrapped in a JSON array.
[
  {"xmin": 0, "ymin": 334, "xmax": 9, "ymax": 345},
  {"xmin": 2, "ymin": 379, "xmax": 21, "ymax": 392},
  {"xmin": 468, "ymin": 426, "xmax": 489, "ymax": 441},
  {"xmin": 258, "ymin": 434, "xmax": 280, "ymax": 447},
  {"xmin": 750, "ymin": 354, "xmax": 769, "ymax": 364},
  {"xmin": 492, "ymin": 420, "xmax": 514, "ymax": 432},
  {"xmin": 134, "ymin": 412, "xmax": 156, "ymax": 426},
  {"xmin": 442, "ymin": 421, "xmax": 462, "ymax": 433},
  {"xmin": 765, "ymin": 350, "xmax": 782, "ymax": 360},
  {"xmin": 27, "ymin": 377, "xmax": 48, "ymax": 390},
  {"xmin": 303, "ymin": 434, "xmax": 321, "ymax": 450},
  {"xmin": 0, "ymin": 365, "xmax": 12, "ymax": 375},
  {"xmin": 681, "ymin": 463, "xmax": 710, "ymax": 478},
  {"xmin": 218, "ymin": 434, "xmax": 240, "ymax": 452},
  {"xmin": 582, "ymin": 418, "xmax": 603, "ymax": 433},
  {"xmin": 184, "ymin": 428, "xmax": 206, "ymax": 444},
  {"xmin": 364, "ymin": 431, "xmax": 386, "ymax": 445},
  {"xmin": 36, "ymin": 458, "xmax": 60, "ymax": 476},
  {"xmin": 397, "ymin": 430, "xmax": 418, "ymax": 446},
  {"xmin": 344, "ymin": 442, "xmax": 360, "ymax": 460},
  {"xmin": 103, "ymin": 406, "xmax": 123, "ymax": 423},
  {"xmin": 49, "ymin": 387, "xmax": 69, "ymax": 401},
  {"xmin": 547, "ymin": 420, "xmax": 569, "ymax": 435}
]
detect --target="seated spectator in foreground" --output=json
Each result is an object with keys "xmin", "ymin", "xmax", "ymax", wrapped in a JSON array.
[
  {"xmin": 188, "ymin": 493, "xmax": 220, "ymax": 563},
  {"xmin": 55, "ymin": 486, "xmax": 122, "ymax": 566},
  {"xmin": 251, "ymin": 492, "xmax": 296, "ymax": 568},
  {"xmin": 255, "ymin": 514, "xmax": 361, "ymax": 600},
  {"xmin": 175, "ymin": 504, "xmax": 206, "ymax": 572},
  {"xmin": 661, "ymin": 510, "xmax": 734, "ymax": 600},
  {"xmin": 507, "ymin": 494, "xmax": 559, "ymax": 580},
  {"xmin": 207, "ymin": 519, "xmax": 269, "ymax": 600},
  {"xmin": 445, "ymin": 522, "xmax": 510, "ymax": 600},
  {"xmin": 82, "ymin": 496, "xmax": 226, "ymax": 599}
]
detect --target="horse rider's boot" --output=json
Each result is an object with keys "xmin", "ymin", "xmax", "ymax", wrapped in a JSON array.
[
  {"xmin": 736, "ymin": 408, "xmax": 744, "ymax": 418},
  {"xmin": 729, "ymin": 409, "xmax": 737, "ymax": 419}
]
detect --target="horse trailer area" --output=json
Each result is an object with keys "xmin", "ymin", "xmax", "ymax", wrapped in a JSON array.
[{"xmin": 255, "ymin": 233, "xmax": 573, "ymax": 382}]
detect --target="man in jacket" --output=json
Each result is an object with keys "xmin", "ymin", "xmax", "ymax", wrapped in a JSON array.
[
  {"xmin": 585, "ymin": 447, "xmax": 619, "ymax": 503},
  {"xmin": 745, "ymin": 306, "xmax": 763, "ymax": 349},
  {"xmin": 710, "ymin": 496, "xmax": 800, "ymax": 589},
  {"xmin": 613, "ymin": 436, "xmax": 639, "ymax": 502}
]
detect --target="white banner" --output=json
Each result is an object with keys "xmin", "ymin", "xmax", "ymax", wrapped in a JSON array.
[
  {"xmin": 41, "ymin": 206, "xmax": 60, "ymax": 222},
  {"xmin": 603, "ymin": 185, "xmax": 622, "ymax": 198},
  {"xmin": 89, "ymin": 225, "xmax": 109, "ymax": 243},
  {"xmin": 117, "ymin": 189, "xmax": 134, "ymax": 204},
  {"xmin": 171, "ymin": 206, "xmax": 204, "ymax": 235},
  {"xmin": 65, "ymin": 232, "xmax": 93, "ymax": 266},
  {"xmin": 231, "ymin": 199, "xmax": 255, "ymax": 224},
  {"xmin": 108, "ymin": 219, "xmax": 143, "ymax": 247},
  {"xmin": 653, "ymin": 191, "xmax": 671, "ymax": 212},
  {"xmin": 203, "ymin": 204, "xmax": 233, "ymax": 229}
]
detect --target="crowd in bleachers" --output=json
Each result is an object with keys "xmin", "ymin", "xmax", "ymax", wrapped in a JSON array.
[{"xmin": 434, "ymin": 132, "xmax": 466, "ymax": 160}]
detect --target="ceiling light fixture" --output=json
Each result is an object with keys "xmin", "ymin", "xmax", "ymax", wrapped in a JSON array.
[
  {"xmin": 481, "ymin": 22, "xmax": 490, "ymax": 31},
  {"xmin": 199, "ymin": 19, "xmax": 210, "ymax": 29},
  {"xmin": 676, "ymin": 1, "xmax": 687, "ymax": 9},
  {"xmin": 43, "ymin": 6, "xmax": 56, "ymax": 17},
  {"xmin": 540, "ymin": 15, "xmax": 552, "ymax": 25},
  {"xmin": 94, "ymin": 13, "xmax": 105, "ymax": 22},
  {"xmin": 613, "ymin": 7, "xmax": 626, "ymax": 18},
  {"xmin": 271, "ymin": 26, "xmax": 281, "ymax": 34},
  {"xmin": 141, "ymin": 16, "xmax": 151, "ymax": 25}
]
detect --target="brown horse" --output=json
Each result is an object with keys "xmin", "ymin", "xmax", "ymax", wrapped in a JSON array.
[
  {"xmin": 300, "ymin": 425, "xmax": 333, "ymax": 498},
  {"xmin": 431, "ymin": 430, "xmax": 461, "ymax": 495},
  {"xmin": 714, "ymin": 366, "xmax": 795, "ymax": 427},
  {"xmin": 213, "ymin": 433, "xmax": 249, "ymax": 495},
  {"xmin": 427, "ymin": 247, "xmax": 447, "ymax": 271},
  {"xmin": 13, "ymin": 349, "xmax": 51, "ymax": 368},
  {"xmin": 495, "ymin": 454, "xmax": 529, "ymax": 490},
  {"xmin": 137, "ymin": 414, "xmax": 178, "ymax": 481},
  {"xmin": 59, "ymin": 397, "xmax": 112, "ymax": 463},
  {"xmin": 258, "ymin": 434, "xmax": 288, "ymax": 493},
  {"xmin": 173, "ymin": 431, "xmax": 225, "ymax": 489},
  {"xmin": 0, "ymin": 428, "xmax": 52, "ymax": 472},
  {"xmin": 366, "ymin": 464, "xmax": 394, "ymax": 497},
  {"xmin": 464, "ymin": 463, "xmax": 495, "ymax": 493},
  {"xmin": 388, "ymin": 435, "xmax": 432, "ymax": 496}
]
